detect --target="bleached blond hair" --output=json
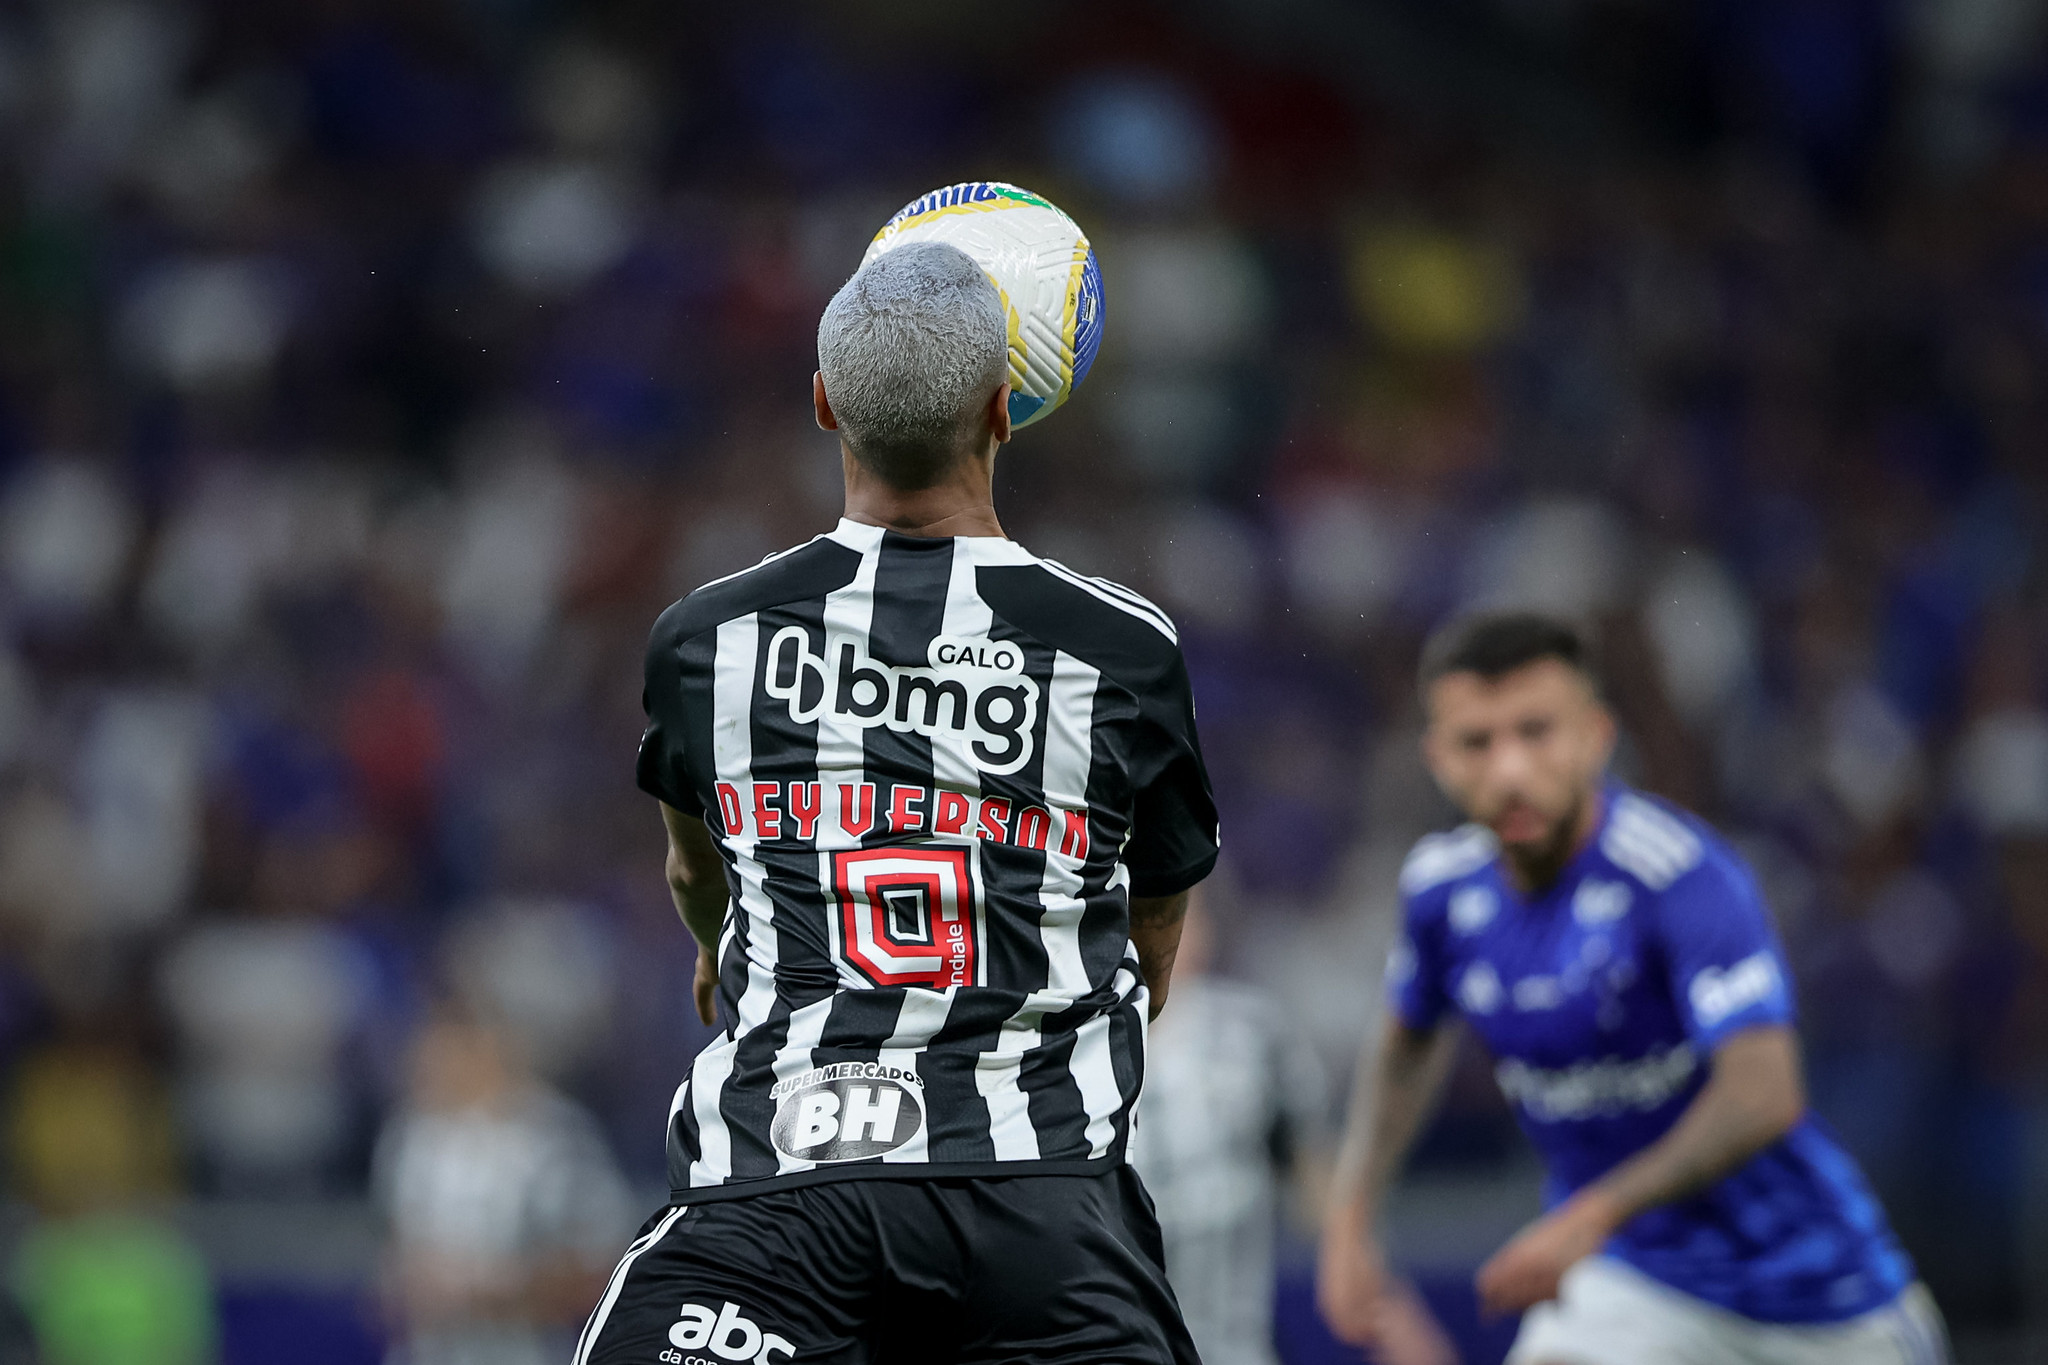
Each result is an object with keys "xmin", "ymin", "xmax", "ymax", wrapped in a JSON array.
[{"xmin": 817, "ymin": 242, "xmax": 1007, "ymax": 488}]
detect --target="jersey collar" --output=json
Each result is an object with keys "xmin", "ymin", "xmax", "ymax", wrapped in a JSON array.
[
  {"xmin": 826, "ymin": 517, "xmax": 1040, "ymax": 566},
  {"xmin": 826, "ymin": 518, "xmax": 887, "ymax": 553}
]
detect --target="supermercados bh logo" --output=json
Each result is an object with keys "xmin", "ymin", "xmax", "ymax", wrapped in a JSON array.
[
  {"xmin": 769, "ymin": 1062, "xmax": 925, "ymax": 1163},
  {"xmin": 763, "ymin": 629, "xmax": 1040, "ymax": 775}
]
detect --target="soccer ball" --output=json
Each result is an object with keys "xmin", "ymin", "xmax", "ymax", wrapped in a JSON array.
[{"xmin": 863, "ymin": 182, "xmax": 1104, "ymax": 429}]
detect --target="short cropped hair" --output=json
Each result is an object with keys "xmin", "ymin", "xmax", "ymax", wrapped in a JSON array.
[
  {"xmin": 816, "ymin": 242, "xmax": 1008, "ymax": 489},
  {"xmin": 1419, "ymin": 611, "xmax": 1599, "ymax": 697}
]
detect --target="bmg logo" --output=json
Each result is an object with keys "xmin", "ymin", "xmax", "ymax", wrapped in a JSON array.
[
  {"xmin": 761, "ymin": 628, "xmax": 1039, "ymax": 774},
  {"xmin": 662, "ymin": 1301, "xmax": 794, "ymax": 1365}
]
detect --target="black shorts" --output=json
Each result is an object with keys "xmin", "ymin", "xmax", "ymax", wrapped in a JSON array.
[{"xmin": 575, "ymin": 1168, "xmax": 1199, "ymax": 1365}]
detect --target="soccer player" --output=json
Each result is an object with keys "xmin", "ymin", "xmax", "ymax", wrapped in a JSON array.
[
  {"xmin": 1316, "ymin": 613, "xmax": 1951, "ymax": 1365},
  {"xmin": 577, "ymin": 241, "xmax": 1219, "ymax": 1365}
]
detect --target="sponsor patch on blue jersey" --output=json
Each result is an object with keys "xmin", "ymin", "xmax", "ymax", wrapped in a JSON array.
[{"xmin": 1388, "ymin": 782, "xmax": 1914, "ymax": 1324}]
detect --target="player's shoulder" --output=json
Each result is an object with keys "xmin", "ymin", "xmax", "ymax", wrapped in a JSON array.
[
  {"xmin": 971, "ymin": 548, "xmax": 1183, "ymax": 685},
  {"xmin": 649, "ymin": 534, "xmax": 865, "ymax": 650},
  {"xmin": 1596, "ymin": 786, "xmax": 1744, "ymax": 896},
  {"xmin": 1399, "ymin": 823, "xmax": 1499, "ymax": 904}
]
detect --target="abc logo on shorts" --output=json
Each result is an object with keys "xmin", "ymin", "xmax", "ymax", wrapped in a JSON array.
[{"xmin": 662, "ymin": 1301, "xmax": 794, "ymax": 1365}]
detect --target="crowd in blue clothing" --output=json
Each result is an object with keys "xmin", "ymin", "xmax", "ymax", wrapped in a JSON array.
[{"xmin": 0, "ymin": 0, "xmax": 2042, "ymax": 1345}]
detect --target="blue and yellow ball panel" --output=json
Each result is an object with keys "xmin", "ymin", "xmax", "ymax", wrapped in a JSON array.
[
  {"xmin": 863, "ymin": 181, "xmax": 1103, "ymax": 430},
  {"xmin": 1071, "ymin": 247, "xmax": 1105, "ymax": 392}
]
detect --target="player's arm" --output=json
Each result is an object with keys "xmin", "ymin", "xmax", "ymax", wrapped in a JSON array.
[
  {"xmin": 1475, "ymin": 1025, "xmax": 1803, "ymax": 1316},
  {"xmin": 1128, "ymin": 890, "xmax": 1189, "ymax": 1021},
  {"xmin": 1316, "ymin": 1017, "xmax": 1462, "ymax": 1358},
  {"xmin": 1577, "ymin": 1025, "xmax": 1803, "ymax": 1219},
  {"xmin": 1120, "ymin": 644, "xmax": 1218, "ymax": 1024},
  {"xmin": 660, "ymin": 801, "xmax": 730, "ymax": 1026}
]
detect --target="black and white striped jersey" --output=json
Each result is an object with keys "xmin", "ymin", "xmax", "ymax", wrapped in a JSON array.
[{"xmin": 637, "ymin": 518, "xmax": 1219, "ymax": 1202}]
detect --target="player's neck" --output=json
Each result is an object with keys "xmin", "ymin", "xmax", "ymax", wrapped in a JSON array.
[{"xmin": 842, "ymin": 447, "xmax": 1006, "ymax": 539}]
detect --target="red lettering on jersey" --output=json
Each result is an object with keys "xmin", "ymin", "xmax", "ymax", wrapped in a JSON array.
[
  {"xmin": 976, "ymin": 797, "xmax": 1011, "ymax": 842},
  {"xmin": 751, "ymin": 782, "xmax": 783, "ymax": 838},
  {"xmin": 787, "ymin": 782, "xmax": 822, "ymax": 839},
  {"xmin": 1015, "ymin": 805, "xmax": 1052, "ymax": 851},
  {"xmin": 933, "ymin": 790, "xmax": 971, "ymax": 835},
  {"xmin": 888, "ymin": 784, "xmax": 928, "ymax": 833},
  {"xmin": 839, "ymin": 783, "xmax": 877, "ymax": 838},
  {"xmin": 715, "ymin": 783, "xmax": 745, "ymax": 835},
  {"xmin": 1058, "ymin": 808, "xmax": 1089, "ymax": 859}
]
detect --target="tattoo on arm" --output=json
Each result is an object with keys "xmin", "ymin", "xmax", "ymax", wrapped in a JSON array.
[{"xmin": 1328, "ymin": 1020, "xmax": 1460, "ymax": 1238}]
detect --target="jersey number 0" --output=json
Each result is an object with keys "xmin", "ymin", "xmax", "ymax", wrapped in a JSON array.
[{"xmin": 831, "ymin": 848, "xmax": 981, "ymax": 990}]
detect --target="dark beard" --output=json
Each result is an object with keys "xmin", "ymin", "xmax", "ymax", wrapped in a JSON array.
[{"xmin": 1501, "ymin": 788, "xmax": 1586, "ymax": 894}]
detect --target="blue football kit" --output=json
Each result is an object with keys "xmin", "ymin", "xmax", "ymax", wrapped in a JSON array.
[{"xmin": 1388, "ymin": 781, "xmax": 1915, "ymax": 1324}]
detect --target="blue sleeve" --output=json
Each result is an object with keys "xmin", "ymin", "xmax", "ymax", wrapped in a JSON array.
[
  {"xmin": 1386, "ymin": 893, "xmax": 1451, "ymax": 1031},
  {"xmin": 1654, "ymin": 851, "xmax": 1795, "ymax": 1051}
]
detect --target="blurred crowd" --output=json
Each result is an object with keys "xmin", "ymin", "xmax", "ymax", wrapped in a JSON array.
[{"xmin": 0, "ymin": 0, "xmax": 2045, "ymax": 1358}]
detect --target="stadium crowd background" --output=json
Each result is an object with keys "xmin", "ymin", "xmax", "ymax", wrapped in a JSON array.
[{"xmin": 0, "ymin": 0, "xmax": 2043, "ymax": 1361}]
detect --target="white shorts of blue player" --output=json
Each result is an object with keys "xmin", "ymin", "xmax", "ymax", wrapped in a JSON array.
[{"xmin": 1510, "ymin": 1257, "xmax": 1951, "ymax": 1365}]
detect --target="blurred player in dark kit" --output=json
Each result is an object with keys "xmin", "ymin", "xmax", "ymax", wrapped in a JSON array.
[
  {"xmin": 578, "ymin": 241, "xmax": 1219, "ymax": 1364},
  {"xmin": 1319, "ymin": 613, "xmax": 1950, "ymax": 1365}
]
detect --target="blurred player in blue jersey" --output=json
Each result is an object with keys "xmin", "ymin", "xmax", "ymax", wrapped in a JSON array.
[{"xmin": 1317, "ymin": 613, "xmax": 1950, "ymax": 1365}]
